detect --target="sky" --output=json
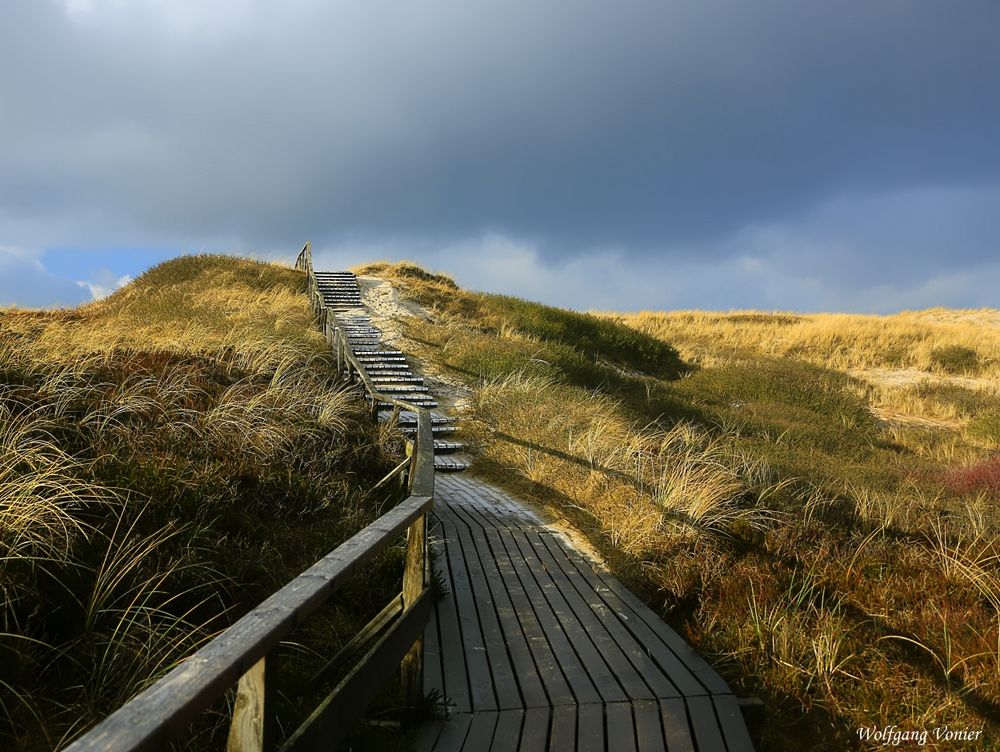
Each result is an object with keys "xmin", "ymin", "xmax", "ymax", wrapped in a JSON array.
[{"xmin": 1, "ymin": 0, "xmax": 998, "ymax": 312}]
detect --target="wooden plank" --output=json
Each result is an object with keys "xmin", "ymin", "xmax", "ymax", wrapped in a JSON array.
[
  {"xmin": 585, "ymin": 563, "xmax": 730, "ymax": 696},
  {"xmin": 64, "ymin": 494, "xmax": 434, "ymax": 752},
  {"xmin": 463, "ymin": 711, "xmax": 500, "ymax": 750},
  {"xmin": 408, "ymin": 402, "xmax": 434, "ymax": 496},
  {"xmin": 281, "ymin": 588, "xmax": 434, "ymax": 751},
  {"xmin": 434, "ymin": 502, "xmax": 547, "ymax": 707},
  {"xmin": 436, "ymin": 518, "xmax": 498, "ymax": 712},
  {"xmin": 534, "ymin": 534, "xmax": 684, "ymax": 699},
  {"xmin": 576, "ymin": 703, "xmax": 605, "ymax": 752},
  {"xmin": 449, "ymin": 497, "xmax": 528, "ymax": 536},
  {"xmin": 658, "ymin": 699, "xmax": 696, "ymax": 752},
  {"xmin": 518, "ymin": 708, "xmax": 550, "ymax": 752},
  {"xmin": 632, "ymin": 700, "xmax": 666, "ymax": 752},
  {"xmin": 225, "ymin": 655, "xmax": 275, "ymax": 752},
  {"xmin": 685, "ymin": 696, "xmax": 727, "ymax": 752},
  {"xmin": 433, "ymin": 504, "xmax": 558, "ymax": 709},
  {"xmin": 423, "ymin": 517, "xmax": 446, "ymax": 702},
  {"xmin": 435, "ymin": 480, "xmax": 499, "ymax": 527},
  {"xmin": 713, "ymin": 695, "xmax": 756, "ymax": 752},
  {"xmin": 506, "ymin": 530, "xmax": 626, "ymax": 704},
  {"xmin": 480, "ymin": 523, "xmax": 592, "ymax": 706},
  {"xmin": 370, "ymin": 458, "xmax": 411, "ymax": 492},
  {"xmin": 441, "ymin": 480, "xmax": 535, "ymax": 533},
  {"xmin": 490, "ymin": 709, "xmax": 525, "ymax": 751},
  {"xmin": 539, "ymin": 534, "xmax": 709, "ymax": 698},
  {"xmin": 605, "ymin": 703, "xmax": 637, "ymax": 752},
  {"xmin": 439, "ymin": 495, "xmax": 502, "ymax": 533},
  {"xmin": 429, "ymin": 516, "xmax": 472, "ymax": 714},
  {"xmin": 411, "ymin": 721, "xmax": 444, "ymax": 752},
  {"xmin": 548, "ymin": 704, "xmax": 576, "ymax": 751},
  {"xmin": 447, "ymin": 512, "xmax": 528, "ymax": 710},
  {"xmin": 423, "ymin": 606, "xmax": 445, "ymax": 705},
  {"xmin": 433, "ymin": 713, "xmax": 473, "ymax": 752},
  {"xmin": 310, "ymin": 596, "xmax": 402, "ymax": 685},
  {"xmin": 523, "ymin": 532, "xmax": 659, "ymax": 701}
]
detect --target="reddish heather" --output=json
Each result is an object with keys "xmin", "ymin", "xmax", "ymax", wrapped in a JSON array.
[{"xmin": 942, "ymin": 454, "xmax": 1000, "ymax": 496}]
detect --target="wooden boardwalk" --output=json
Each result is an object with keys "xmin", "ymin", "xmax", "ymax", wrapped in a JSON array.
[
  {"xmin": 317, "ymin": 265, "xmax": 754, "ymax": 749},
  {"xmin": 416, "ymin": 474, "xmax": 755, "ymax": 751},
  {"xmin": 62, "ymin": 254, "xmax": 752, "ymax": 751}
]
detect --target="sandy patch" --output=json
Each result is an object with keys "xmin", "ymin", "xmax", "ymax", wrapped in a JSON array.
[
  {"xmin": 357, "ymin": 275, "xmax": 473, "ymax": 413},
  {"xmin": 868, "ymin": 406, "xmax": 961, "ymax": 430},
  {"xmin": 899, "ymin": 308, "xmax": 1000, "ymax": 327},
  {"xmin": 851, "ymin": 367, "xmax": 994, "ymax": 392},
  {"xmin": 545, "ymin": 519, "xmax": 610, "ymax": 569},
  {"xmin": 356, "ymin": 276, "xmax": 607, "ymax": 566},
  {"xmin": 851, "ymin": 368, "xmax": 988, "ymax": 430}
]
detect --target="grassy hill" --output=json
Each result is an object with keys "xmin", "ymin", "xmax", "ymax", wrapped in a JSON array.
[
  {"xmin": 0, "ymin": 256, "xmax": 404, "ymax": 749},
  {"xmin": 5, "ymin": 255, "xmax": 998, "ymax": 750},
  {"xmin": 360, "ymin": 263, "xmax": 1000, "ymax": 750}
]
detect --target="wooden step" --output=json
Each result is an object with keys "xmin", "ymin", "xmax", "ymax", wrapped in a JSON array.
[
  {"xmin": 433, "ymin": 456, "xmax": 470, "ymax": 472},
  {"xmin": 400, "ymin": 425, "xmax": 456, "ymax": 435},
  {"xmin": 391, "ymin": 411, "xmax": 454, "ymax": 425}
]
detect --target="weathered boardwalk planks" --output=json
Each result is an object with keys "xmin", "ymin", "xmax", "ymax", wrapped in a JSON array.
[
  {"xmin": 317, "ymin": 262, "xmax": 754, "ymax": 750},
  {"xmin": 418, "ymin": 474, "xmax": 755, "ymax": 751}
]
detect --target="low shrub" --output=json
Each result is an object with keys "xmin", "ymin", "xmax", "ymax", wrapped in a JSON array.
[
  {"xmin": 942, "ymin": 455, "xmax": 1000, "ymax": 496},
  {"xmin": 969, "ymin": 410, "xmax": 1000, "ymax": 444},
  {"xmin": 929, "ymin": 345, "xmax": 980, "ymax": 374}
]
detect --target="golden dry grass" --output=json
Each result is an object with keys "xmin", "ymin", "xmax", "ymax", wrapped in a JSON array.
[
  {"xmin": 364, "ymin": 262, "xmax": 1000, "ymax": 750},
  {"xmin": 0, "ymin": 255, "xmax": 403, "ymax": 750},
  {"xmin": 607, "ymin": 308, "xmax": 1000, "ymax": 376}
]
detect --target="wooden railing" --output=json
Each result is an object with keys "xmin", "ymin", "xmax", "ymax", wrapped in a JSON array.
[{"xmin": 64, "ymin": 243, "xmax": 435, "ymax": 752}]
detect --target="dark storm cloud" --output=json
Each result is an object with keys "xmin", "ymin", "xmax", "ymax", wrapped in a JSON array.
[{"xmin": 0, "ymin": 0, "xmax": 998, "ymax": 310}]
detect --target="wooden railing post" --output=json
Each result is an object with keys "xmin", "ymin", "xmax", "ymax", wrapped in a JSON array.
[
  {"xmin": 400, "ymin": 512, "xmax": 426, "ymax": 714},
  {"xmin": 226, "ymin": 654, "xmax": 277, "ymax": 752},
  {"xmin": 335, "ymin": 328, "xmax": 342, "ymax": 377},
  {"xmin": 400, "ymin": 409, "xmax": 434, "ymax": 716}
]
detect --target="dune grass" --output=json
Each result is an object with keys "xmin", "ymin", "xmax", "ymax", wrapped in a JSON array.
[
  {"xmin": 1, "ymin": 256, "xmax": 404, "ymax": 750},
  {"xmin": 607, "ymin": 308, "xmax": 1000, "ymax": 375},
  {"xmin": 361, "ymin": 262, "xmax": 1000, "ymax": 750}
]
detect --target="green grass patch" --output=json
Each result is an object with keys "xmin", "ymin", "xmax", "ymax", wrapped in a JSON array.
[{"xmin": 929, "ymin": 344, "xmax": 981, "ymax": 374}]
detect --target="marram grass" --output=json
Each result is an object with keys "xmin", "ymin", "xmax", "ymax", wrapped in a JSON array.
[
  {"xmin": 0, "ymin": 255, "xmax": 403, "ymax": 750},
  {"xmin": 366, "ymin": 261, "xmax": 1000, "ymax": 751}
]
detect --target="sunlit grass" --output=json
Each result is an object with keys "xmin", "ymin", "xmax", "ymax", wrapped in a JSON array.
[{"xmin": 365, "ymin": 261, "xmax": 1000, "ymax": 750}]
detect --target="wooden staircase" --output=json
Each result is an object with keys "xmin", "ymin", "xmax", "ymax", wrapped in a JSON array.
[{"xmin": 315, "ymin": 271, "xmax": 471, "ymax": 473}]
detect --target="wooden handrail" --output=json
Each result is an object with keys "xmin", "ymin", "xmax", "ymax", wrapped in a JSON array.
[
  {"xmin": 294, "ymin": 241, "xmax": 313, "ymax": 273},
  {"xmin": 64, "ymin": 245, "xmax": 436, "ymax": 752}
]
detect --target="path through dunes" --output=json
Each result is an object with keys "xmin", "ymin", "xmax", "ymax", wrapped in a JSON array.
[{"xmin": 316, "ymin": 266, "xmax": 756, "ymax": 750}]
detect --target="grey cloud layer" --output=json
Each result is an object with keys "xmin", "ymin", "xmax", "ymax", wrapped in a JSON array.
[{"xmin": 1, "ymin": 1, "xmax": 998, "ymax": 310}]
